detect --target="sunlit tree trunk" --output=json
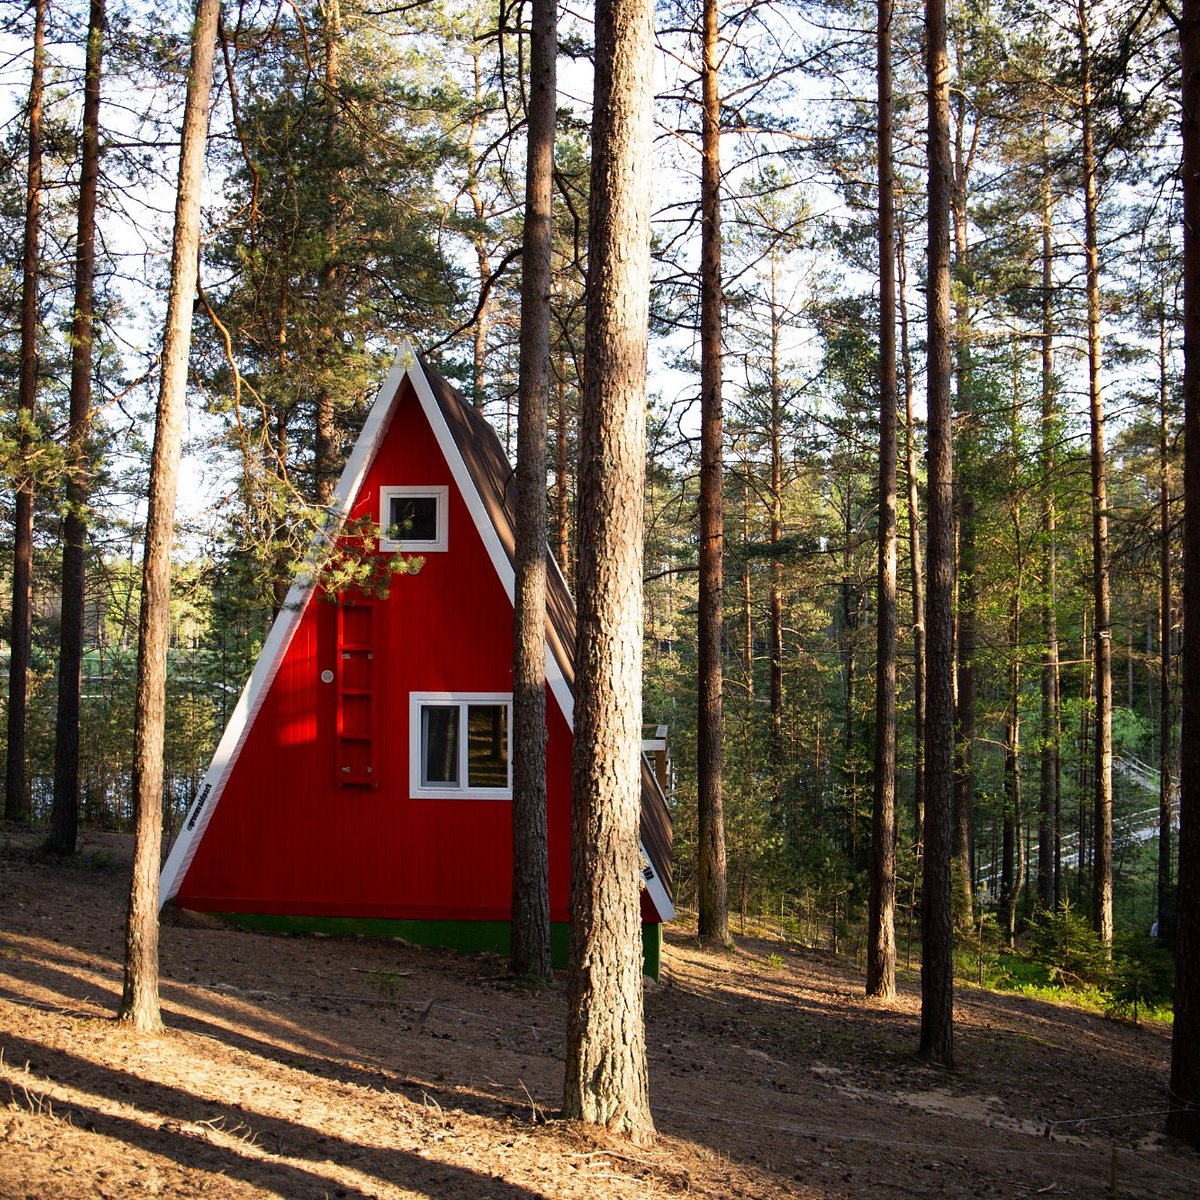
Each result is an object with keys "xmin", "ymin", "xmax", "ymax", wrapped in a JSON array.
[
  {"xmin": 951, "ymin": 38, "xmax": 978, "ymax": 928},
  {"xmin": 898, "ymin": 203, "xmax": 925, "ymax": 850},
  {"xmin": 4, "ymin": 0, "xmax": 46, "ymax": 825},
  {"xmin": 1078, "ymin": 0, "xmax": 1113, "ymax": 948},
  {"xmin": 554, "ymin": 369, "xmax": 571, "ymax": 582},
  {"xmin": 696, "ymin": 0, "xmax": 729, "ymax": 945},
  {"xmin": 1003, "ymin": 349, "xmax": 1023, "ymax": 946},
  {"xmin": 313, "ymin": 0, "xmax": 342, "ymax": 507},
  {"xmin": 510, "ymin": 0, "xmax": 557, "ymax": 984},
  {"xmin": 920, "ymin": 0, "xmax": 955, "ymax": 1068},
  {"xmin": 1038, "ymin": 119, "xmax": 1060, "ymax": 911},
  {"xmin": 563, "ymin": 0, "xmax": 655, "ymax": 1143},
  {"xmin": 51, "ymin": 0, "xmax": 105, "ymax": 856},
  {"xmin": 1158, "ymin": 300, "xmax": 1174, "ymax": 934},
  {"xmin": 769, "ymin": 264, "xmax": 785, "ymax": 826},
  {"xmin": 867, "ymin": 0, "xmax": 897, "ymax": 1001},
  {"xmin": 120, "ymin": 0, "xmax": 221, "ymax": 1034}
]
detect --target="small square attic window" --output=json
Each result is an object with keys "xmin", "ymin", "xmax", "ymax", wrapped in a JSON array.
[{"xmin": 379, "ymin": 486, "xmax": 448, "ymax": 552}]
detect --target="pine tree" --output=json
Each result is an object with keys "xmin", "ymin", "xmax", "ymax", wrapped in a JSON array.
[
  {"xmin": 4, "ymin": 0, "xmax": 46, "ymax": 825},
  {"xmin": 1169, "ymin": 0, "xmax": 1200, "ymax": 1150},
  {"xmin": 120, "ymin": 0, "xmax": 221, "ymax": 1034},
  {"xmin": 697, "ymin": 0, "xmax": 730, "ymax": 946},
  {"xmin": 563, "ymin": 0, "xmax": 655, "ymax": 1143},
  {"xmin": 867, "ymin": 0, "xmax": 897, "ymax": 1001},
  {"xmin": 50, "ymin": 0, "xmax": 106, "ymax": 856},
  {"xmin": 510, "ymin": 0, "xmax": 557, "ymax": 985},
  {"xmin": 920, "ymin": 0, "xmax": 956, "ymax": 1068}
]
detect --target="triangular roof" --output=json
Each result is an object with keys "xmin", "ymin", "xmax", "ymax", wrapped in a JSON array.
[{"xmin": 160, "ymin": 345, "xmax": 674, "ymax": 922}]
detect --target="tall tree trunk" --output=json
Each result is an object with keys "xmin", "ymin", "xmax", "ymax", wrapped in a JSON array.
[
  {"xmin": 1077, "ymin": 613, "xmax": 1091, "ymax": 907},
  {"xmin": 951, "ymin": 47, "xmax": 978, "ymax": 928},
  {"xmin": 920, "ymin": 0, "xmax": 955, "ymax": 1068},
  {"xmin": 554, "ymin": 368, "xmax": 571, "ymax": 581},
  {"xmin": 510, "ymin": 0, "xmax": 556, "ymax": 984},
  {"xmin": 313, "ymin": 0, "xmax": 342, "ymax": 507},
  {"xmin": 867, "ymin": 0, "xmax": 897, "ymax": 1002},
  {"xmin": 1038, "ymin": 120, "xmax": 1060, "ymax": 911},
  {"xmin": 563, "ymin": 0, "xmax": 655, "ymax": 1143},
  {"xmin": 898, "ymin": 201, "xmax": 925, "ymax": 851},
  {"xmin": 1158, "ymin": 300, "xmax": 1174, "ymax": 935},
  {"xmin": 50, "ymin": 0, "xmax": 105, "ymax": 856},
  {"xmin": 468, "ymin": 12, "xmax": 492, "ymax": 409},
  {"xmin": 741, "ymin": 478, "xmax": 752, "ymax": 702},
  {"xmin": 1170, "ymin": 0, "xmax": 1200, "ymax": 1145},
  {"xmin": 119, "ymin": 0, "xmax": 221, "ymax": 1033},
  {"xmin": 769, "ymin": 264, "xmax": 785, "ymax": 827},
  {"xmin": 696, "ymin": 0, "xmax": 729, "ymax": 945},
  {"xmin": 4, "ymin": 0, "xmax": 46, "ymax": 825},
  {"xmin": 1004, "ymin": 351, "xmax": 1023, "ymax": 946},
  {"xmin": 1079, "ymin": 0, "xmax": 1113, "ymax": 947}
]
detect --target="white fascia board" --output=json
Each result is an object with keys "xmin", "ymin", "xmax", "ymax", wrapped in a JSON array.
[
  {"xmin": 158, "ymin": 350, "xmax": 412, "ymax": 908},
  {"xmin": 640, "ymin": 845, "xmax": 677, "ymax": 922}
]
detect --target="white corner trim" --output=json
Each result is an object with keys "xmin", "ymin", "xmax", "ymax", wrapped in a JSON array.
[
  {"xmin": 158, "ymin": 350, "xmax": 411, "ymax": 908},
  {"xmin": 640, "ymin": 842, "xmax": 677, "ymax": 921}
]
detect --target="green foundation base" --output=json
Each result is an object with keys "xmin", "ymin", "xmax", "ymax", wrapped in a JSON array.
[{"xmin": 217, "ymin": 912, "xmax": 663, "ymax": 980}]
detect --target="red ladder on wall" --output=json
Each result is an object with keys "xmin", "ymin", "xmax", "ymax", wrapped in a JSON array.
[{"xmin": 335, "ymin": 600, "xmax": 377, "ymax": 787}]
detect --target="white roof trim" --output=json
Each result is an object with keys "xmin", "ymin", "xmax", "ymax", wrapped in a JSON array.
[
  {"xmin": 159, "ymin": 349, "xmax": 412, "ymax": 907},
  {"xmin": 641, "ymin": 845, "xmax": 677, "ymax": 922}
]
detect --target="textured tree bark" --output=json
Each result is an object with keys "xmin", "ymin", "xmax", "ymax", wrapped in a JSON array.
[
  {"xmin": 898, "ymin": 207, "xmax": 925, "ymax": 851},
  {"xmin": 510, "ymin": 0, "xmax": 556, "ymax": 984},
  {"xmin": 919, "ymin": 0, "xmax": 955, "ymax": 1069},
  {"xmin": 4, "ymin": 0, "xmax": 46, "ymax": 825},
  {"xmin": 1004, "ymin": 415, "xmax": 1023, "ymax": 947},
  {"xmin": 1169, "ymin": 0, "xmax": 1200, "ymax": 1148},
  {"xmin": 769, "ymin": 269, "xmax": 785, "ymax": 827},
  {"xmin": 313, "ymin": 0, "xmax": 342, "ymax": 508},
  {"xmin": 119, "ymin": 0, "xmax": 221, "ymax": 1034},
  {"xmin": 866, "ymin": 0, "xmax": 897, "ymax": 1002},
  {"xmin": 1038, "ymin": 121, "xmax": 1060, "ymax": 912},
  {"xmin": 554, "ymin": 370, "xmax": 572, "ymax": 586},
  {"xmin": 1158, "ymin": 305, "xmax": 1174, "ymax": 935},
  {"xmin": 1078, "ymin": 0, "xmax": 1113, "ymax": 948},
  {"xmin": 51, "ymin": 0, "xmax": 105, "ymax": 856},
  {"xmin": 562, "ymin": 0, "xmax": 655, "ymax": 1144},
  {"xmin": 696, "ymin": 0, "xmax": 729, "ymax": 946},
  {"xmin": 950, "ymin": 52, "xmax": 977, "ymax": 929}
]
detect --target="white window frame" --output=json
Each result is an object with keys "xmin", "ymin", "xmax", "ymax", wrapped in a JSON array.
[
  {"xmin": 409, "ymin": 692, "xmax": 512, "ymax": 799},
  {"xmin": 379, "ymin": 485, "xmax": 449, "ymax": 552}
]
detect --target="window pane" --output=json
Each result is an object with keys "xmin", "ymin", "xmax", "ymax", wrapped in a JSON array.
[
  {"xmin": 389, "ymin": 495, "xmax": 438, "ymax": 542},
  {"xmin": 421, "ymin": 705, "xmax": 458, "ymax": 785},
  {"xmin": 467, "ymin": 704, "xmax": 508, "ymax": 789}
]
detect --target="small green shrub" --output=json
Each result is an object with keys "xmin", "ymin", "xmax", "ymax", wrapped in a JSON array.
[
  {"xmin": 1026, "ymin": 903, "xmax": 1111, "ymax": 990},
  {"xmin": 1104, "ymin": 932, "xmax": 1174, "ymax": 1024},
  {"xmin": 765, "ymin": 952, "xmax": 785, "ymax": 971}
]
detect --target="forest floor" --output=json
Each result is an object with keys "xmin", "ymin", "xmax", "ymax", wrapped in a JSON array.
[{"xmin": 0, "ymin": 827, "xmax": 1197, "ymax": 1200}]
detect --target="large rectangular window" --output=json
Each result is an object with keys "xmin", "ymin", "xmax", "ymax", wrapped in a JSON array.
[
  {"xmin": 410, "ymin": 693, "xmax": 511, "ymax": 798},
  {"xmin": 379, "ymin": 486, "xmax": 448, "ymax": 552}
]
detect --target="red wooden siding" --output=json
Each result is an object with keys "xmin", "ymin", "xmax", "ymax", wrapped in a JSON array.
[{"xmin": 174, "ymin": 377, "xmax": 574, "ymax": 923}]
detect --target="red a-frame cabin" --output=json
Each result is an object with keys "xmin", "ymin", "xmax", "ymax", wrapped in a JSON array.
[{"xmin": 159, "ymin": 348, "xmax": 674, "ymax": 976}]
